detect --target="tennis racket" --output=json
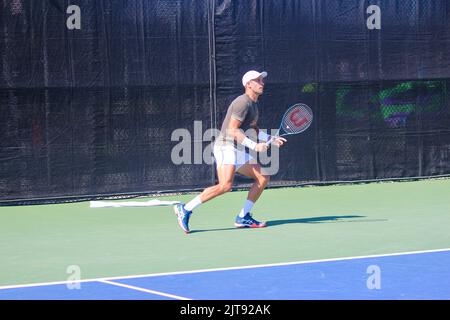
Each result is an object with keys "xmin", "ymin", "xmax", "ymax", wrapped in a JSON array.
[{"xmin": 267, "ymin": 103, "xmax": 313, "ymax": 146}]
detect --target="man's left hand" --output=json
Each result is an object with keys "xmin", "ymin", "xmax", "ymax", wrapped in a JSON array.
[{"xmin": 271, "ymin": 136, "xmax": 287, "ymax": 147}]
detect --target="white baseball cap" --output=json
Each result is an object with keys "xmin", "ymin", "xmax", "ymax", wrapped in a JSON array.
[{"xmin": 242, "ymin": 70, "xmax": 268, "ymax": 87}]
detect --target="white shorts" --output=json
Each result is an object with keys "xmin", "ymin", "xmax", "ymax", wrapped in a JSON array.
[{"xmin": 213, "ymin": 144, "xmax": 253, "ymax": 169}]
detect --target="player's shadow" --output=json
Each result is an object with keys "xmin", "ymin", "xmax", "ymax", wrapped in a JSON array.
[
  {"xmin": 266, "ymin": 215, "xmax": 368, "ymax": 227},
  {"xmin": 190, "ymin": 215, "xmax": 376, "ymax": 234}
]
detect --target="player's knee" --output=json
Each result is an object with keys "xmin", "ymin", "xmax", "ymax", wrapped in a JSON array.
[
  {"xmin": 258, "ymin": 174, "xmax": 270, "ymax": 186},
  {"xmin": 219, "ymin": 182, "xmax": 232, "ymax": 194},
  {"xmin": 218, "ymin": 183, "xmax": 231, "ymax": 194}
]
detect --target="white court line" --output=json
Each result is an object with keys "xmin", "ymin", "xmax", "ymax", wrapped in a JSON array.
[
  {"xmin": 98, "ymin": 280, "xmax": 191, "ymax": 300},
  {"xmin": 1, "ymin": 247, "xmax": 450, "ymax": 291}
]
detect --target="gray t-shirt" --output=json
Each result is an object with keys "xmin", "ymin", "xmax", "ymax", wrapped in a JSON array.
[{"xmin": 215, "ymin": 94, "xmax": 259, "ymax": 147}]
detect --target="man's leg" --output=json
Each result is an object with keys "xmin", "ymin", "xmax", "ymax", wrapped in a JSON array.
[
  {"xmin": 174, "ymin": 164, "xmax": 236, "ymax": 233},
  {"xmin": 234, "ymin": 163, "xmax": 270, "ymax": 228},
  {"xmin": 184, "ymin": 164, "xmax": 235, "ymax": 212},
  {"xmin": 197, "ymin": 164, "xmax": 236, "ymax": 203},
  {"xmin": 236, "ymin": 163, "xmax": 270, "ymax": 203}
]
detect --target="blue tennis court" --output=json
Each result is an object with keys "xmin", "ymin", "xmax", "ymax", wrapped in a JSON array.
[
  {"xmin": 2, "ymin": 0, "xmax": 450, "ymax": 307},
  {"xmin": 1, "ymin": 249, "xmax": 449, "ymax": 300}
]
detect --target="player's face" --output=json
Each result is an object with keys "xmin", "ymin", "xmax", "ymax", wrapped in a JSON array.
[{"xmin": 249, "ymin": 77, "xmax": 265, "ymax": 94}]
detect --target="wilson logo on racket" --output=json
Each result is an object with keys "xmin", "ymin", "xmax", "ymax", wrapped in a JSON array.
[
  {"xmin": 267, "ymin": 103, "xmax": 313, "ymax": 146},
  {"xmin": 289, "ymin": 109, "xmax": 310, "ymax": 127}
]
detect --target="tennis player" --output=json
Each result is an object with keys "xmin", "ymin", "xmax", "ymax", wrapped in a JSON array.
[{"xmin": 174, "ymin": 70, "xmax": 286, "ymax": 233}]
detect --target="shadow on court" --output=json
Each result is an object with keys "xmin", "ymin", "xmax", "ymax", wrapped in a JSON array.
[
  {"xmin": 267, "ymin": 215, "xmax": 367, "ymax": 226},
  {"xmin": 190, "ymin": 215, "xmax": 383, "ymax": 234}
]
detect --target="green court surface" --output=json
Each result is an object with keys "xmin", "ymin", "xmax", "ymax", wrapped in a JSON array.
[{"xmin": 1, "ymin": 178, "xmax": 449, "ymax": 287}]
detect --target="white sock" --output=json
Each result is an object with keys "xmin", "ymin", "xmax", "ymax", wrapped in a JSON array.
[
  {"xmin": 239, "ymin": 199, "xmax": 254, "ymax": 218},
  {"xmin": 184, "ymin": 195, "xmax": 202, "ymax": 212}
]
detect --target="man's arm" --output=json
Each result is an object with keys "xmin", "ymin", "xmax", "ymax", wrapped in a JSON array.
[{"xmin": 228, "ymin": 118, "xmax": 268, "ymax": 152}]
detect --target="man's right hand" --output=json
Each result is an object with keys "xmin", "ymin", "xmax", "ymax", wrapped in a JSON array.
[{"xmin": 255, "ymin": 142, "xmax": 269, "ymax": 152}]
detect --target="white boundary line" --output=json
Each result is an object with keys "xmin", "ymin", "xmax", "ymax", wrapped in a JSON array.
[
  {"xmin": 1, "ymin": 247, "xmax": 449, "ymax": 291},
  {"xmin": 98, "ymin": 280, "xmax": 191, "ymax": 300}
]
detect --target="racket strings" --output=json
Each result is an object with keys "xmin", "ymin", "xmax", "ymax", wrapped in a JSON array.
[{"xmin": 281, "ymin": 105, "xmax": 313, "ymax": 134}]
